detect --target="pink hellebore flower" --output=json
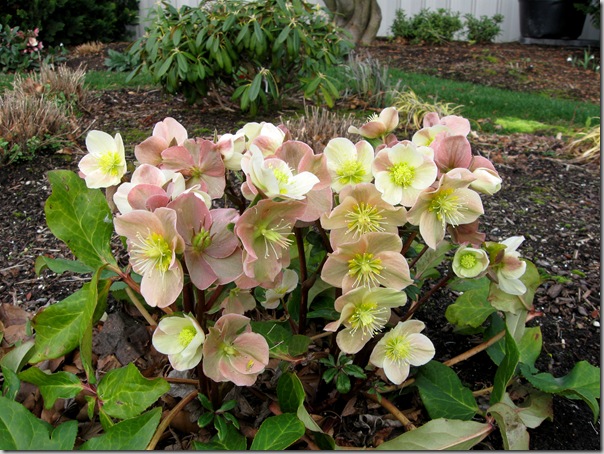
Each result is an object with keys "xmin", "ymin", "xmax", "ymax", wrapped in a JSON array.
[
  {"xmin": 168, "ymin": 193, "xmax": 243, "ymax": 290},
  {"xmin": 323, "ymin": 137, "xmax": 374, "ymax": 193},
  {"xmin": 215, "ymin": 132, "xmax": 246, "ymax": 171},
  {"xmin": 135, "ymin": 117, "xmax": 188, "ymax": 166},
  {"xmin": 348, "ymin": 107, "xmax": 399, "ymax": 140},
  {"xmin": 369, "ymin": 320, "xmax": 435, "ymax": 385},
  {"xmin": 114, "ymin": 207, "xmax": 185, "ymax": 308},
  {"xmin": 407, "ymin": 168, "xmax": 484, "ymax": 250},
  {"xmin": 237, "ymin": 121, "xmax": 286, "ymax": 156},
  {"xmin": 78, "ymin": 130, "xmax": 127, "ymax": 189},
  {"xmin": 321, "ymin": 232, "xmax": 412, "ymax": 294},
  {"xmin": 235, "ymin": 199, "xmax": 306, "ymax": 285},
  {"xmin": 430, "ymin": 135, "xmax": 473, "ymax": 175},
  {"xmin": 202, "ymin": 314, "xmax": 269, "ymax": 386},
  {"xmin": 320, "ymin": 183, "xmax": 407, "ymax": 249},
  {"xmin": 220, "ymin": 287, "xmax": 257, "ymax": 315},
  {"xmin": 152, "ymin": 313, "xmax": 205, "ymax": 371},
  {"xmin": 412, "ymin": 112, "xmax": 471, "ymax": 147},
  {"xmin": 161, "ymin": 138, "xmax": 226, "ymax": 199},
  {"xmin": 324, "ymin": 287, "xmax": 407, "ymax": 354},
  {"xmin": 469, "ymin": 156, "xmax": 502, "ymax": 195},
  {"xmin": 372, "ymin": 140, "xmax": 438, "ymax": 207}
]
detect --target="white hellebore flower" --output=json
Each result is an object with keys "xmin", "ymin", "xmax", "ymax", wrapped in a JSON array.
[
  {"xmin": 369, "ymin": 320, "xmax": 435, "ymax": 385},
  {"xmin": 452, "ymin": 246, "xmax": 489, "ymax": 278},
  {"xmin": 246, "ymin": 146, "xmax": 319, "ymax": 200},
  {"xmin": 496, "ymin": 236, "xmax": 527, "ymax": 295},
  {"xmin": 78, "ymin": 130, "xmax": 127, "ymax": 188},
  {"xmin": 323, "ymin": 137, "xmax": 374, "ymax": 193},
  {"xmin": 152, "ymin": 313, "xmax": 205, "ymax": 371}
]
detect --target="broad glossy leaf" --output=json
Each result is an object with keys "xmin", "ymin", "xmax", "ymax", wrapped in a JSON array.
[
  {"xmin": 445, "ymin": 286, "xmax": 495, "ymax": 328},
  {"xmin": 193, "ymin": 422, "xmax": 247, "ymax": 450},
  {"xmin": 519, "ymin": 361, "xmax": 600, "ymax": 422},
  {"xmin": 288, "ymin": 335, "xmax": 311, "ymax": 357},
  {"xmin": 35, "ymin": 256, "xmax": 94, "ymax": 276},
  {"xmin": 0, "ymin": 396, "xmax": 77, "ymax": 450},
  {"xmin": 79, "ymin": 407, "xmax": 162, "ymax": 450},
  {"xmin": 502, "ymin": 389, "xmax": 552, "ymax": 429},
  {"xmin": 97, "ymin": 363, "xmax": 170, "ymax": 420},
  {"xmin": 376, "ymin": 418, "xmax": 492, "ymax": 450},
  {"xmin": 251, "ymin": 321, "xmax": 291, "ymax": 359},
  {"xmin": 277, "ymin": 372, "xmax": 305, "ymax": 413},
  {"xmin": 45, "ymin": 170, "xmax": 116, "ymax": 269},
  {"xmin": 415, "ymin": 361, "xmax": 478, "ymax": 420},
  {"xmin": 1, "ymin": 366, "xmax": 20, "ymax": 400},
  {"xmin": 0, "ymin": 339, "xmax": 35, "ymax": 373},
  {"xmin": 250, "ymin": 414, "xmax": 305, "ymax": 450},
  {"xmin": 18, "ymin": 367, "xmax": 83, "ymax": 409},
  {"xmin": 487, "ymin": 402, "xmax": 530, "ymax": 450},
  {"xmin": 491, "ymin": 330, "xmax": 520, "ymax": 404},
  {"xmin": 488, "ymin": 261, "xmax": 540, "ymax": 314}
]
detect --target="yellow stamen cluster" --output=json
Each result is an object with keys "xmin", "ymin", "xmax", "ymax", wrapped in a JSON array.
[
  {"xmin": 428, "ymin": 188, "xmax": 465, "ymax": 225},
  {"xmin": 348, "ymin": 301, "xmax": 387, "ymax": 338},
  {"xmin": 389, "ymin": 162, "xmax": 415, "ymax": 187},
  {"xmin": 384, "ymin": 335, "xmax": 412, "ymax": 363},
  {"xmin": 259, "ymin": 219, "xmax": 293, "ymax": 258},
  {"xmin": 347, "ymin": 252, "xmax": 384, "ymax": 288},
  {"xmin": 336, "ymin": 160, "xmax": 366, "ymax": 186},
  {"xmin": 178, "ymin": 326, "xmax": 197, "ymax": 347},
  {"xmin": 345, "ymin": 202, "xmax": 386, "ymax": 238},
  {"xmin": 131, "ymin": 232, "xmax": 173, "ymax": 276},
  {"xmin": 98, "ymin": 151, "xmax": 123, "ymax": 177},
  {"xmin": 459, "ymin": 253, "xmax": 477, "ymax": 269}
]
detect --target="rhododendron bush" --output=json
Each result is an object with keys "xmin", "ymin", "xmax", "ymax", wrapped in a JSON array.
[{"xmin": 3, "ymin": 108, "xmax": 599, "ymax": 450}]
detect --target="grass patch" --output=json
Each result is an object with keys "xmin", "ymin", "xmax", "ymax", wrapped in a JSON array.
[
  {"xmin": 84, "ymin": 71, "xmax": 155, "ymax": 90},
  {"xmin": 386, "ymin": 69, "xmax": 599, "ymax": 133}
]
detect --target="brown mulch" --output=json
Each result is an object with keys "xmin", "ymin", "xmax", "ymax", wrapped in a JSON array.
[{"xmin": 0, "ymin": 39, "xmax": 600, "ymax": 450}]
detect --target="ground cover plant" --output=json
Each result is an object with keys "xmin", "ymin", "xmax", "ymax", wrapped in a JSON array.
[{"xmin": 0, "ymin": 36, "xmax": 600, "ymax": 450}]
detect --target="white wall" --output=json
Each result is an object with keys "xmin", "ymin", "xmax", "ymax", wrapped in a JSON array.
[{"xmin": 135, "ymin": 0, "xmax": 600, "ymax": 43}]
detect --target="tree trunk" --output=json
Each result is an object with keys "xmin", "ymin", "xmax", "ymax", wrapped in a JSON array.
[{"xmin": 324, "ymin": 0, "xmax": 382, "ymax": 46}]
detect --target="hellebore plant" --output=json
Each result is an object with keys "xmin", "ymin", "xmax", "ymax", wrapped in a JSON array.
[{"xmin": 13, "ymin": 108, "xmax": 599, "ymax": 451}]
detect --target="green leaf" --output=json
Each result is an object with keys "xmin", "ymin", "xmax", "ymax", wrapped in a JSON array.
[
  {"xmin": 516, "ymin": 326, "xmax": 542, "ymax": 370},
  {"xmin": 45, "ymin": 170, "xmax": 116, "ymax": 269},
  {"xmin": 197, "ymin": 412, "xmax": 214, "ymax": 428},
  {"xmin": 35, "ymin": 256, "xmax": 94, "ymax": 276},
  {"xmin": 519, "ymin": 361, "xmax": 601, "ymax": 422},
  {"xmin": 251, "ymin": 321, "xmax": 291, "ymax": 359},
  {"xmin": 0, "ymin": 339, "xmax": 35, "ymax": 373},
  {"xmin": 250, "ymin": 414, "xmax": 305, "ymax": 450},
  {"xmin": 288, "ymin": 334, "xmax": 311, "ymax": 357},
  {"xmin": 193, "ymin": 422, "xmax": 247, "ymax": 450},
  {"xmin": 413, "ymin": 241, "xmax": 455, "ymax": 281},
  {"xmin": 487, "ymin": 402, "xmax": 530, "ymax": 450},
  {"xmin": 376, "ymin": 418, "xmax": 492, "ymax": 450},
  {"xmin": 415, "ymin": 361, "xmax": 478, "ymax": 420},
  {"xmin": 277, "ymin": 372, "xmax": 305, "ymax": 413},
  {"xmin": 97, "ymin": 363, "xmax": 170, "ymax": 420},
  {"xmin": 79, "ymin": 407, "xmax": 162, "ymax": 450},
  {"xmin": 249, "ymin": 72, "xmax": 263, "ymax": 102},
  {"xmin": 501, "ymin": 387, "xmax": 553, "ymax": 429},
  {"xmin": 491, "ymin": 330, "xmax": 520, "ymax": 404},
  {"xmin": 445, "ymin": 286, "xmax": 495, "ymax": 328},
  {"xmin": 0, "ymin": 396, "xmax": 77, "ymax": 450},
  {"xmin": 156, "ymin": 54, "xmax": 174, "ymax": 78},
  {"xmin": 30, "ymin": 282, "xmax": 99, "ymax": 363},
  {"xmin": 1, "ymin": 366, "xmax": 20, "ymax": 400},
  {"xmin": 18, "ymin": 368, "xmax": 83, "ymax": 409},
  {"xmin": 335, "ymin": 372, "xmax": 351, "ymax": 394}
]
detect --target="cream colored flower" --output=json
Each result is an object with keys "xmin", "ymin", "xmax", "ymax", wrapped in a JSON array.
[
  {"xmin": 152, "ymin": 314, "xmax": 205, "ymax": 371},
  {"xmin": 78, "ymin": 130, "xmax": 126, "ymax": 188}
]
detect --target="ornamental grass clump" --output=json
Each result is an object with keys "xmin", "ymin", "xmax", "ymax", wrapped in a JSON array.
[{"xmin": 8, "ymin": 106, "xmax": 600, "ymax": 450}]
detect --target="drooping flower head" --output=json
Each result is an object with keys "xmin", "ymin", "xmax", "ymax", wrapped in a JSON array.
[
  {"xmin": 407, "ymin": 168, "xmax": 484, "ymax": 250},
  {"xmin": 321, "ymin": 183, "xmax": 407, "ymax": 249},
  {"xmin": 452, "ymin": 245, "xmax": 490, "ymax": 279},
  {"xmin": 168, "ymin": 193, "xmax": 242, "ymax": 290},
  {"xmin": 135, "ymin": 117, "xmax": 188, "ymax": 166},
  {"xmin": 202, "ymin": 314, "xmax": 269, "ymax": 386},
  {"xmin": 348, "ymin": 106, "xmax": 399, "ymax": 140},
  {"xmin": 78, "ymin": 130, "xmax": 126, "ymax": 188},
  {"xmin": 372, "ymin": 140, "xmax": 438, "ymax": 207},
  {"xmin": 469, "ymin": 156, "xmax": 502, "ymax": 196},
  {"xmin": 262, "ymin": 269, "xmax": 299, "ymax": 309},
  {"xmin": 324, "ymin": 287, "xmax": 407, "ymax": 354},
  {"xmin": 152, "ymin": 313, "xmax": 205, "ymax": 371},
  {"xmin": 323, "ymin": 137, "xmax": 374, "ymax": 193},
  {"xmin": 114, "ymin": 207, "xmax": 185, "ymax": 308},
  {"xmin": 235, "ymin": 199, "xmax": 305, "ymax": 284},
  {"xmin": 237, "ymin": 121, "xmax": 286, "ymax": 156},
  {"xmin": 220, "ymin": 287, "xmax": 257, "ymax": 315},
  {"xmin": 486, "ymin": 236, "xmax": 527, "ymax": 295},
  {"xmin": 369, "ymin": 320, "xmax": 435, "ymax": 385},
  {"xmin": 321, "ymin": 232, "xmax": 412, "ymax": 294}
]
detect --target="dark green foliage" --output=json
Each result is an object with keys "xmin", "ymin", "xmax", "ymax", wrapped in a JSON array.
[
  {"xmin": 390, "ymin": 8, "xmax": 464, "ymax": 44},
  {"xmin": 464, "ymin": 13, "xmax": 504, "ymax": 43},
  {"xmin": 0, "ymin": 0, "xmax": 139, "ymax": 46},
  {"xmin": 128, "ymin": 0, "xmax": 352, "ymax": 114}
]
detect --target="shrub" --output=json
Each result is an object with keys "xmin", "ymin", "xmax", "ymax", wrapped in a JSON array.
[
  {"xmin": 464, "ymin": 13, "xmax": 504, "ymax": 43},
  {"xmin": 104, "ymin": 47, "xmax": 141, "ymax": 72},
  {"xmin": 390, "ymin": 8, "xmax": 463, "ymax": 44},
  {"xmin": 0, "ymin": 64, "xmax": 86, "ymax": 165},
  {"xmin": 128, "ymin": 0, "xmax": 353, "ymax": 114},
  {"xmin": 339, "ymin": 54, "xmax": 403, "ymax": 108},
  {"xmin": 1, "ymin": 0, "xmax": 139, "ymax": 46},
  {"xmin": 0, "ymin": 25, "xmax": 45, "ymax": 73}
]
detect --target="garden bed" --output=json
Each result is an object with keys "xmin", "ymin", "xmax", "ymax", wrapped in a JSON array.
[{"xmin": 0, "ymin": 40, "xmax": 600, "ymax": 450}]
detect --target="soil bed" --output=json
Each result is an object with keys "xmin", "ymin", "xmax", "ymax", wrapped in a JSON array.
[{"xmin": 0, "ymin": 40, "xmax": 600, "ymax": 450}]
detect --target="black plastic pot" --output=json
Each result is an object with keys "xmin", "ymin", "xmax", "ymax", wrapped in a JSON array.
[{"xmin": 519, "ymin": 0, "xmax": 587, "ymax": 39}]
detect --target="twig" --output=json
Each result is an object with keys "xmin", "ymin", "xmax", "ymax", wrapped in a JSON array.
[
  {"xmin": 125, "ymin": 287, "xmax": 156, "ymax": 326},
  {"xmin": 146, "ymin": 390, "xmax": 199, "ymax": 450},
  {"xmin": 443, "ymin": 329, "xmax": 505, "ymax": 368},
  {"xmin": 363, "ymin": 392, "xmax": 416, "ymax": 431},
  {"xmin": 295, "ymin": 227, "xmax": 309, "ymax": 334}
]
